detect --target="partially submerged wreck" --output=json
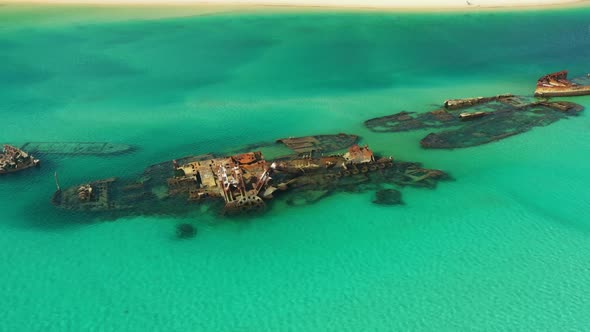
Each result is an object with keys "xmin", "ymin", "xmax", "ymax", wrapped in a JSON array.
[
  {"xmin": 275, "ymin": 134, "xmax": 359, "ymax": 154},
  {"xmin": 534, "ymin": 70, "xmax": 590, "ymax": 97},
  {"xmin": 365, "ymin": 95, "xmax": 583, "ymax": 149},
  {"xmin": 168, "ymin": 151, "xmax": 273, "ymax": 214},
  {"xmin": 18, "ymin": 142, "xmax": 134, "ymax": 155},
  {"xmin": 51, "ymin": 134, "xmax": 448, "ymax": 216},
  {"xmin": 0, "ymin": 144, "xmax": 40, "ymax": 175}
]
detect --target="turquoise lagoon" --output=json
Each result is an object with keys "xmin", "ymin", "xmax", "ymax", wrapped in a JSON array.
[{"xmin": 1, "ymin": 5, "xmax": 590, "ymax": 331}]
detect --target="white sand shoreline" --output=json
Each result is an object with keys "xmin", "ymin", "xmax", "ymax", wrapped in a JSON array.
[{"xmin": 2, "ymin": 0, "xmax": 589, "ymax": 10}]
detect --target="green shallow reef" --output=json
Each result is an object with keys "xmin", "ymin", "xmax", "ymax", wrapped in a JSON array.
[{"xmin": 1, "ymin": 4, "xmax": 590, "ymax": 331}]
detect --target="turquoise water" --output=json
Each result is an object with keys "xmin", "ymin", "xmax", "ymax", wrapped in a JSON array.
[{"xmin": 2, "ymin": 5, "xmax": 590, "ymax": 330}]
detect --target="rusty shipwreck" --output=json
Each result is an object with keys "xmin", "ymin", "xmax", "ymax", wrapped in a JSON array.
[
  {"xmin": 365, "ymin": 94, "xmax": 584, "ymax": 149},
  {"xmin": 51, "ymin": 134, "xmax": 447, "ymax": 216},
  {"xmin": 0, "ymin": 144, "xmax": 40, "ymax": 175}
]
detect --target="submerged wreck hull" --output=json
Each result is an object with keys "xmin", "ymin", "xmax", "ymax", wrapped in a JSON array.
[
  {"xmin": 365, "ymin": 95, "xmax": 584, "ymax": 149},
  {"xmin": 0, "ymin": 144, "xmax": 40, "ymax": 175},
  {"xmin": 51, "ymin": 177, "xmax": 164, "ymax": 213},
  {"xmin": 19, "ymin": 142, "xmax": 134, "ymax": 155},
  {"xmin": 51, "ymin": 137, "xmax": 449, "ymax": 217},
  {"xmin": 421, "ymin": 101, "xmax": 582, "ymax": 149}
]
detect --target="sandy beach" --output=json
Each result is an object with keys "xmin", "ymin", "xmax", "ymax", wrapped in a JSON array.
[{"xmin": 1, "ymin": 0, "xmax": 589, "ymax": 10}]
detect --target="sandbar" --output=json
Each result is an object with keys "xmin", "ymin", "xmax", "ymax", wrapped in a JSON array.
[{"xmin": 1, "ymin": 0, "xmax": 589, "ymax": 12}]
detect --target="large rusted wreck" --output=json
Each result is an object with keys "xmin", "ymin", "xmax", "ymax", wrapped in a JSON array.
[
  {"xmin": 168, "ymin": 151, "xmax": 273, "ymax": 213},
  {"xmin": 51, "ymin": 134, "xmax": 448, "ymax": 216},
  {"xmin": 534, "ymin": 70, "xmax": 590, "ymax": 97},
  {"xmin": 365, "ymin": 95, "xmax": 584, "ymax": 149},
  {"xmin": 0, "ymin": 144, "xmax": 40, "ymax": 175}
]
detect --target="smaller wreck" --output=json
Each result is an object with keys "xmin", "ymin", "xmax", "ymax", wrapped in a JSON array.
[
  {"xmin": 534, "ymin": 70, "xmax": 590, "ymax": 97},
  {"xmin": 0, "ymin": 144, "xmax": 40, "ymax": 175}
]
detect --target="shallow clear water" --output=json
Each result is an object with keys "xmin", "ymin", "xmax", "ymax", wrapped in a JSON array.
[{"xmin": 1, "ymin": 5, "xmax": 590, "ymax": 331}]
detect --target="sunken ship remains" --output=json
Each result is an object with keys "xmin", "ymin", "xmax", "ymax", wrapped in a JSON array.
[
  {"xmin": 534, "ymin": 70, "xmax": 590, "ymax": 97},
  {"xmin": 51, "ymin": 134, "xmax": 448, "ymax": 216},
  {"xmin": 0, "ymin": 145, "xmax": 40, "ymax": 175},
  {"xmin": 365, "ymin": 94, "xmax": 584, "ymax": 149}
]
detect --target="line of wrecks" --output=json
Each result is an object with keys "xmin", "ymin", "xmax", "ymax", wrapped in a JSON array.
[
  {"xmin": 365, "ymin": 70, "xmax": 588, "ymax": 149},
  {"xmin": 365, "ymin": 93, "xmax": 583, "ymax": 149},
  {"xmin": 3, "ymin": 70, "xmax": 589, "ymax": 217}
]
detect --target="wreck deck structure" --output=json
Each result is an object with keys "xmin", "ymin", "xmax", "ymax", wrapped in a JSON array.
[
  {"xmin": 51, "ymin": 135, "xmax": 448, "ymax": 217},
  {"xmin": 0, "ymin": 145, "xmax": 40, "ymax": 175},
  {"xmin": 168, "ymin": 151, "xmax": 273, "ymax": 213},
  {"xmin": 365, "ymin": 95, "xmax": 584, "ymax": 149}
]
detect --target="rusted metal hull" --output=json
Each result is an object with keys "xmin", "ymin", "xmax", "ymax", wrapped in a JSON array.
[
  {"xmin": 51, "ymin": 177, "xmax": 156, "ymax": 212},
  {"xmin": 534, "ymin": 86, "xmax": 590, "ymax": 97},
  {"xmin": 534, "ymin": 70, "xmax": 590, "ymax": 97},
  {"xmin": 51, "ymin": 138, "xmax": 449, "ymax": 217},
  {"xmin": 459, "ymin": 112, "xmax": 487, "ymax": 120},
  {"xmin": 444, "ymin": 94, "xmax": 514, "ymax": 110},
  {"xmin": 0, "ymin": 144, "xmax": 40, "ymax": 175},
  {"xmin": 365, "ymin": 95, "xmax": 584, "ymax": 149},
  {"xmin": 0, "ymin": 161, "xmax": 39, "ymax": 175}
]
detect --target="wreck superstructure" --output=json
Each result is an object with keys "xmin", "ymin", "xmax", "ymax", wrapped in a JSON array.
[
  {"xmin": 168, "ymin": 145, "xmax": 396, "ymax": 213},
  {"xmin": 168, "ymin": 151, "xmax": 274, "ymax": 214},
  {"xmin": 534, "ymin": 70, "xmax": 590, "ymax": 97},
  {"xmin": 365, "ymin": 94, "xmax": 584, "ymax": 149},
  {"xmin": 0, "ymin": 144, "xmax": 40, "ymax": 175}
]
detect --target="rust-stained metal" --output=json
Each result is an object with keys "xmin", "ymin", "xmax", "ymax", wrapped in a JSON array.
[
  {"xmin": 365, "ymin": 95, "xmax": 584, "ymax": 149},
  {"xmin": 51, "ymin": 136, "xmax": 448, "ymax": 217},
  {"xmin": 459, "ymin": 111, "xmax": 487, "ymax": 120},
  {"xmin": 343, "ymin": 144, "xmax": 375, "ymax": 164},
  {"xmin": 169, "ymin": 151, "xmax": 273, "ymax": 214},
  {"xmin": 534, "ymin": 70, "xmax": 590, "ymax": 97},
  {"xmin": 51, "ymin": 177, "xmax": 124, "ymax": 211},
  {"xmin": 0, "ymin": 144, "xmax": 40, "ymax": 175},
  {"xmin": 444, "ymin": 94, "xmax": 514, "ymax": 110}
]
